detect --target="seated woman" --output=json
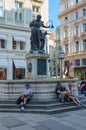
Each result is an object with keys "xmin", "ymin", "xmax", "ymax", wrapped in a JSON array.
[
  {"xmin": 68, "ymin": 82, "xmax": 83, "ymax": 106},
  {"xmin": 80, "ymin": 82, "xmax": 86, "ymax": 96},
  {"xmin": 56, "ymin": 81, "xmax": 70, "ymax": 102}
]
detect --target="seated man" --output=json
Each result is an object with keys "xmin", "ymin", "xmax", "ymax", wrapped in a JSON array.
[
  {"xmin": 20, "ymin": 82, "xmax": 33, "ymax": 110},
  {"xmin": 56, "ymin": 81, "xmax": 70, "ymax": 102}
]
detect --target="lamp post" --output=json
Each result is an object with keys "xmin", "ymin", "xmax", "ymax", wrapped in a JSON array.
[
  {"xmin": 46, "ymin": 20, "xmax": 54, "ymax": 29},
  {"xmin": 58, "ymin": 46, "xmax": 65, "ymax": 78}
]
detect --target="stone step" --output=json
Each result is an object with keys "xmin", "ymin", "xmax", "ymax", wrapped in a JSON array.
[
  {"xmin": 0, "ymin": 104, "xmax": 86, "ymax": 114},
  {"xmin": 0, "ymin": 99, "xmax": 86, "ymax": 109},
  {"xmin": 0, "ymin": 95, "xmax": 85, "ymax": 114}
]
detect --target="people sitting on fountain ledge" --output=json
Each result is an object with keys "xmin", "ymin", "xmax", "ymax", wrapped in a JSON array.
[
  {"xmin": 56, "ymin": 81, "xmax": 70, "ymax": 102},
  {"xmin": 16, "ymin": 82, "xmax": 33, "ymax": 111},
  {"xmin": 68, "ymin": 82, "xmax": 84, "ymax": 107},
  {"xmin": 56, "ymin": 81, "xmax": 84, "ymax": 107}
]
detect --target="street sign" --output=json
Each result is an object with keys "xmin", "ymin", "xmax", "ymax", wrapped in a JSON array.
[{"xmin": 58, "ymin": 50, "xmax": 65, "ymax": 59}]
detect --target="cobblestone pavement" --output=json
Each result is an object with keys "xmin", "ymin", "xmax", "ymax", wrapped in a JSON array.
[{"xmin": 0, "ymin": 109, "xmax": 86, "ymax": 130}]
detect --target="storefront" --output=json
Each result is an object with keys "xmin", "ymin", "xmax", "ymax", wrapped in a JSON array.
[
  {"xmin": 0, "ymin": 59, "xmax": 7, "ymax": 80},
  {"xmin": 13, "ymin": 59, "xmax": 26, "ymax": 79},
  {"xmin": 74, "ymin": 67, "xmax": 86, "ymax": 80}
]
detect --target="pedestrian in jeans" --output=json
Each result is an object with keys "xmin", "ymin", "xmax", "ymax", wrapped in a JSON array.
[
  {"xmin": 20, "ymin": 82, "xmax": 33, "ymax": 111},
  {"xmin": 56, "ymin": 81, "xmax": 70, "ymax": 102}
]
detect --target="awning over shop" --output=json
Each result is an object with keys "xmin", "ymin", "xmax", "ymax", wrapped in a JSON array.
[
  {"xmin": 14, "ymin": 36, "xmax": 26, "ymax": 42},
  {"xmin": 0, "ymin": 59, "xmax": 8, "ymax": 68},
  {"xmin": 14, "ymin": 60, "xmax": 26, "ymax": 68},
  {"xmin": 0, "ymin": 35, "xmax": 7, "ymax": 40}
]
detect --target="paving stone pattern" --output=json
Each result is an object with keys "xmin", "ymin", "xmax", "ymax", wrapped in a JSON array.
[{"xmin": 0, "ymin": 109, "xmax": 86, "ymax": 130}]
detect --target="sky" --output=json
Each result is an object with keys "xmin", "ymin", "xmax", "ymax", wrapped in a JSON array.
[{"xmin": 49, "ymin": 0, "xmax": 60, "ymax": 33}]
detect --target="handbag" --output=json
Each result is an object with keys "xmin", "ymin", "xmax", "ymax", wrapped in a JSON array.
[{"xmin": 16, "ymin": 96, "xmax": 22, "ymax": 104}]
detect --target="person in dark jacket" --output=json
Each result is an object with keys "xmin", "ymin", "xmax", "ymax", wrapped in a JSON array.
[{"xmin": 56, "ymin": 81, "xmax": 70, "ymax": 102}]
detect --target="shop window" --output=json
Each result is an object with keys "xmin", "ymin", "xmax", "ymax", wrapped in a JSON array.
[
  {"xmin": 15, "ymin": 68, "xmax": 25, "ymax": 79},
  {"xmin": 0, "ymin": 39, "xmax": 6, "ymax": 49},
  {"xmin": 0, "ymin": 68, "xmax": 6, "ymax": 80},
  {"xmin": 13, "ymin": 41, "xmax": 16, "ymax": 49},
  {"xmin": 75, "ymin": 59, "xmax": 80, "ymax": 66},
  {"xmin": 20, "ymin": 42, "xmax": 24, "ymax": 50}
]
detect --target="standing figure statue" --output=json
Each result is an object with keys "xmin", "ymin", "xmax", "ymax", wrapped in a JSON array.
[{"xmin": 29, "ymin": 14, "xmax": 50, "ymax": 51}]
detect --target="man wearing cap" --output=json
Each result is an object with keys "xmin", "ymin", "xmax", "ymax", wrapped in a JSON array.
[{"xmin": 20, "ymin": 82, "xmax": 33, "ymax": 110}]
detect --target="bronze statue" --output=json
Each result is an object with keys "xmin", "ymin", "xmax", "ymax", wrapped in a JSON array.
[{"xmin": 29, "ymin": 15, "xmax": 50, "ymax": 51}]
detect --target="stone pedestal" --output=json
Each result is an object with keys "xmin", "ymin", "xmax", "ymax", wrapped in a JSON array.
[{"xmin": 25, "ymin": 51, "xmax": 50, "ymax": 80}]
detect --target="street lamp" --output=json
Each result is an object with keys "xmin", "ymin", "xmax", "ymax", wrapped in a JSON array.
[
  {"xmin": 46, "ymin": 20, "xmax": 54, "ymax": 29},
  {"xmin": 58, "ymin": 46, "xmax": 65, "ymax": 78}
]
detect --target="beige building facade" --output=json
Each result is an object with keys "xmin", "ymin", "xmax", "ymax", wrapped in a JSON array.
[
  {"xmin": 58, "ymin": 0, "xmax": 86, "ymax": 79},
  {"xmin": 0, "ymin": 0, "xmax": 49, "ymax": 80}
]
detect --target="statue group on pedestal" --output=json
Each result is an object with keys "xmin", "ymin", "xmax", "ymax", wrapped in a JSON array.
[{"xmin": 29, "ymin": 15, "xmax": 50, "ymax": 51}]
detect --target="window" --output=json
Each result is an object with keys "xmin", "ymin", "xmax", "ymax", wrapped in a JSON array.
[
  {"xmin": 75, "ymin": 26, "xmax": 79, "ymax": 34},
  {"xmin": 83, "ymin": 39, "xmax": 86, "ymax": 51},
  {"xmin": 75, "ymin": 59, "xmax": 80, "ymax": 66},
  {"xmin": 20, "ymin": 42, "xmax": 24, "ymax": 50},
  {"xmin": 83, "ymin": 9, "xmax": 86, "ymax": 16},
  {"xmin": 76, "ymin": 41, "xmax": 79, "ymax": 52},
  {"xmin": 0, "ymin": 39, "xmax": 6, "ymax": 49},
  {"xmin": 76, "ymin": 0, "xmax": 78, "ymax": 3},
  {"xmin": 65, "ymin": 16, "xmax": 68, "ymax": 21},
  {"xmin": 83, "ymin": 23, "xmax": 86, "ymax": 32},
  {"xmin": 64, "ymin": 30, "xmax": 68, "ymax": 38},
  {"xmin": 65, "ymin": 3, "xmax": 68, "ymax": 9},
  {"xmin": 65, "ymin": 44, "xmax": 69, "ymax": 54},
  {"xmin": 32, "ymin": 6, "xmax": 40, "ymax": 13},
  {"xmin": 64, "ymin": 61, "xmax": 69, "ymax": 66},
  {"xmin": 82, "ymin": 59, "xmax": 86, "ymax": 66},
  {"xmin": 32, "ymin": 6, "xmax": 40, "ymax": 20},
  {"xmin": 0, "ymin": 68, "xmax": 7, "ymax": 80},
  {"xmin": 75, "ymin": 12, "xmax": 78, "ymax": 19},
  {"xmin": 0, "ymin": 6, "xmax": 4, "ymax": 17},
  {"xmin": 13, "ymin": 41, "xmax": 16, "ymax": 49},
  {"xmin": 14, "ymin": 1, "xmax": 23, "ymax": 21}
]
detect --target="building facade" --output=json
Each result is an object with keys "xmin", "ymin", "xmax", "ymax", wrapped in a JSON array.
[
  {"xmin": 47, "ymin": 33, "xmax": 56, "ymax": 76},
  {"xmin": 0, "ymin": 0, "xmax": 49, "ymax": 80},
  {"xmin": 58, "ymin": 0, "xmax": 86, "ymax": 79}
]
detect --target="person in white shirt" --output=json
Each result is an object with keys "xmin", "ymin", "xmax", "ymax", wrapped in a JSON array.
[{"xmin": 20, "ymin": 82, "xmax": 33, "ymax": 110}]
